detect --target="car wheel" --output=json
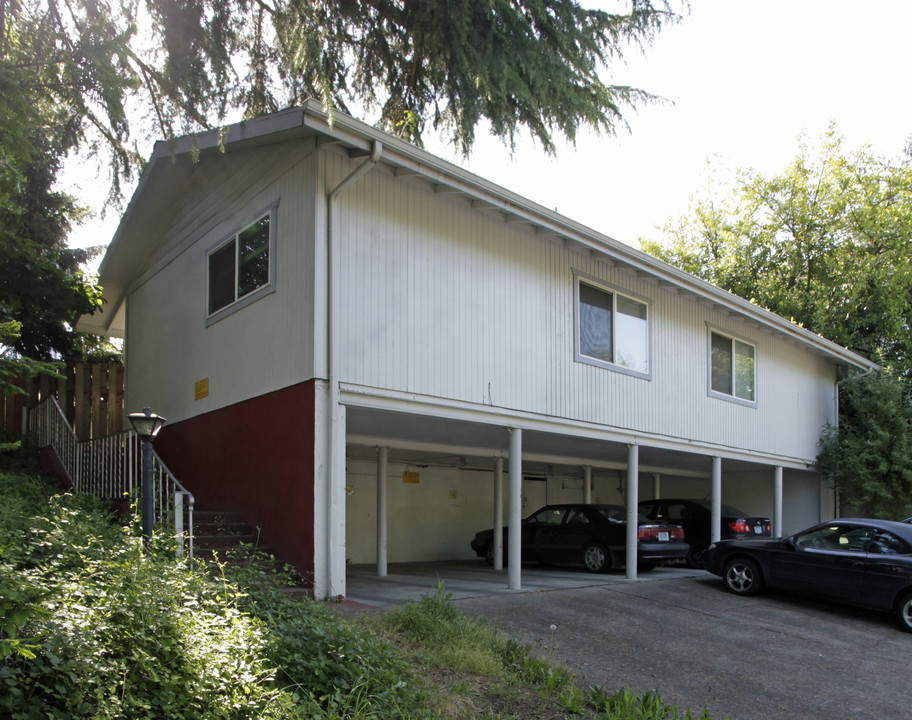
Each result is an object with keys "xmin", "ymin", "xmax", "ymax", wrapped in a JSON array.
[
  {"xmin": 582, "ymin": 542, "xmax": 610, "ymax": 573},
  {"xmin": 685, "ymin": 547, "xmax": 706, "ymax": 569},
  {"xmin": 723, "ymin": 557, "xmax": 763, "ymax": 596},
  {"xmin": 484, "ymin": 542, "xmax": 494, "ymax": 567},
  {"xmin": 897, "ymin": 591, "xmax": 912, "ymax": 633}
]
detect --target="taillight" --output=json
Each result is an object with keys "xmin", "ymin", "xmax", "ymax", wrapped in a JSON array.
[
  {"xmin": 637, "ymin": 526, "xmax": 684, "ymax": 541},
  {"xmin": 638, "ymin": 526, "xmax": 659, "ymax": 541},
  {"xmin": 764, "ymin": 522, "xmax": 771, "ymax": 534},
  {"xmin": 728, "ymin": 520, "xmax": 751, "ymax": 534}
]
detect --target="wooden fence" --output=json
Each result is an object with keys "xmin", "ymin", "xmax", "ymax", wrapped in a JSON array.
[{"xmin": 1, "ymin": 364, "xmax": 124, "ymax": 442}]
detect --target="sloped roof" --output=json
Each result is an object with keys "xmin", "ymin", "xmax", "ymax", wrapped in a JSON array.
[{"xmin": 78, "ymin": 100, "xmax": 877, "ymax": 372}]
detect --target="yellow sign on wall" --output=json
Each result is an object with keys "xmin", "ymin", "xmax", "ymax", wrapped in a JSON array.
[
  {"xmin": 194, "ymin": 378, "xmax": 209, "ymax": 401},
  {"xmin": 402, "ymin": 471, "xmax": 419, "ymax": 484}
]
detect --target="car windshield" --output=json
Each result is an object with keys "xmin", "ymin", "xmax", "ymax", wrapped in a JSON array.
[{"xmin": 593, "ymin": 506, "xmax": 652, "ymax": 523}]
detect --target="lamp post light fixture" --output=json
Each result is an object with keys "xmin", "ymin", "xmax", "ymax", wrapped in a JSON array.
[{"xmin": 128, "ymin": 407, "xmax": 167, "ymax": 541}]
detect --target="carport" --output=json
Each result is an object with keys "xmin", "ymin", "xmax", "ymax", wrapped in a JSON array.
[{"xmin": 338, "ymin": 391, "xmax": 822, "ymax": 596}]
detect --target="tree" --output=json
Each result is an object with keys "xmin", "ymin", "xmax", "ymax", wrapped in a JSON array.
[
  {"xmin": 1, "ymin": 0, "xmax": 679, "ymax": 361},
  {"xmin": 640, "ymin": 128, "xmax": 912, "ymax": 375},
  {"xmin": 817, "ymin": 370, "xmax": 912, "ymax": 519}
]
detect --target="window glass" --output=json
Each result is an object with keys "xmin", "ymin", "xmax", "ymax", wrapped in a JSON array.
[
  {"xmin": 735, "ymin": 340, "xmax": 755, "ymax": 401},
  {"xmin": 208, "ymin": 212, "xmax": 272, "ymax": 317},
  {"xmin": 208, "ymin": 242, "xmax": 236, "ymax": 314},
  {"xmin": 579, "ymin": 283, "xmax": 613, "ymax": 363},
  {"xmin": 616, "ymin": 295, "xmax": 648, "ymax": 373},
  {"xmin": 795, "ymin": 525, "xmax": 872, "ymax": 552},
  {"xmin": 578, "ymin": 280, "xmax": 649, "ymax": 374},
  {"xmin": 867, "ymin": 531, "xmax": 911, "ymax": 555},
  {"xmin": 238, "ymin": 215, "xmax": 270, "ymax": 298},
  {"xmin": 711, "ymin": 331, "xmax": 756, "ymax": 402},
  {"xmin": 711, "ymin": 332, "xmax": 733, "ymax": 395},
  {"xmin": 529, "ymin": 507, "xmax": 566, "ymax": 525}
]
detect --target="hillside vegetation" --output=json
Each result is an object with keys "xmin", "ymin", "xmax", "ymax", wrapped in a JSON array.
[{"xmin": 0, "ymin": 459, "xmax": 718, "ymax": 719}]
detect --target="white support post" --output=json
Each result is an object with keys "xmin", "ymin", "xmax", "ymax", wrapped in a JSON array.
[
  {"xmin": 377, "ymin": 446, "xmax": 388, "ymax": 577},
  {"xmin": 773, "ymin": 465, "xmax": 783, "ymax": 538},
  {"xmin": 625, "ymin": 444, "xmax": 639, "ymax": 580},
  {"xmin": 583, "ymin": 466, "xmax": 592, "ymax": 504},
  {"xmin": 508, "ymin": 428, "xmax": 522, "ymax": 590},
  {"xmin": 327, "ymin": 402, "xmax": 348, "ymax": 598},
  {"xmin": 711, "ymin": 457, "xmax": 722, "ymax": 543},
  {"xmin": 494, "ymin": 456, "xmax": 504, "ymax": 570},
  {"xmin": 652, "ymin": 472, "xmax": 661, "ymax": 500}
]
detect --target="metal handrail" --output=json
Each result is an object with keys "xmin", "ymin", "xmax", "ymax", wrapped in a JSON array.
[{"xmin": 26, "ymin": 397, "xmax": 194, "ymax": 559}]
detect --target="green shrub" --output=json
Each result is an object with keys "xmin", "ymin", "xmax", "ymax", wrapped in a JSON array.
[{"xmin": 0, "ymin": 472, "xmax": 427, "ymax": 720}]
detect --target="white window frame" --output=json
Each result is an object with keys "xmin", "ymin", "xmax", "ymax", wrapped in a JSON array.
[
  {"xmin": 707, "ymin": 325, "xmax": 758, "ymax": 407},
  {"xmin": 573, "ymin": 271, "xmax": 651, "ymax": 380},
  {"xmin": 205, "ymin": 202, "xmax": 278, "ymax": 326}
]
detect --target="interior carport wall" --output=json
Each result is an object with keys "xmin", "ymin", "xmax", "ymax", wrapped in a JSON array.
[{"xmin": 344, "ymin": 441, "xmax": 818, "ymax": 578}]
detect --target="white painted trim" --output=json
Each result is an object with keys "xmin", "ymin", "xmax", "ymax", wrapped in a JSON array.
[
  {"xmin": 706, "ymin": 323, "xmax": 759, "ymax": 408},
  {"xmin": 625, "ymin": 444, "xmax": 639, "ymax": 580},
  {"xmin": 573, "ymin": 269, "xmax": 652, "ymax": 381},
  {"xmin": 494, "ymin": 457, "xmax": 504, "ymax": 570},
  {"xmin": 377, "ymin": 446, "xmax": 388, "ymax": 577},
  {"xmin": 508, "ymin": 428, "xmax": 522, "ymax": 590},
  {"xmin": 340, "ymin": 384, "xmax": 817, "ymax": 470},
  {"xmin": 711, "ymin": 457, "xmax": 723, "ymax": 543},
  {"xmin": 205, "ymin": 202, "xmax": 279, "ymax": 326},
  {"xmin": 312, "ymin": 379, "xmax": 329, "ymax": 599},
  {"xmin": 774, "ymin": 465, "xmax": 784, "ymax": 537}
]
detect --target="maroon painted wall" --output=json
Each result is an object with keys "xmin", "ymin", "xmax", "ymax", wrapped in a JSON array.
[{"xmin": 154, "ymin": 381, "xmax": 316, "ymax": 576}]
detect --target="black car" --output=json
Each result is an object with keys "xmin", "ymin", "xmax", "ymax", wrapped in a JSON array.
[
  {"xmin": 704, "ymin": 518, "xmax": 912, "ymax": 632},
  {"xmin": 469, "ymin": 503, "xmax": 688, "ymax": 573},
  {"xmin": 638, "ymin": 498, "xmax": 771, "ymax": 569}
]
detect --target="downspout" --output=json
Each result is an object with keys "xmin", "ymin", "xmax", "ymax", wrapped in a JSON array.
[{"xmin": 323, "ymin": 140, "xmax": 382, "ymax": 598}]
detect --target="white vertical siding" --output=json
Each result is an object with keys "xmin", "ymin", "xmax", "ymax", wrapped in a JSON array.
[
  {"xmin": 126, "ymin": 141, "xmax": 319, "ymax": 424},
  {"xmin": 326, "ymin": 145, "xmax": 838, "ymax": 464}
]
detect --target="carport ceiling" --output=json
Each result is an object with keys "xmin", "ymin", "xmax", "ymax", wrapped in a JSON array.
[{"xmin": 345, "ymin": 406, "xmax": 773, "ymax": 479}]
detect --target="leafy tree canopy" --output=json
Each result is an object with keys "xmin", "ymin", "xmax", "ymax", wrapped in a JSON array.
[
  {"xmin": 1, "ymin": 0, "xmax": 679, "ymax": 361},
  {"xmin": 640, "ymin": 128, "xmax": 912, "ymax": 375},
  {"xmin": 817, "ymin": 370, "xmax": 912, "ymax": 519}
]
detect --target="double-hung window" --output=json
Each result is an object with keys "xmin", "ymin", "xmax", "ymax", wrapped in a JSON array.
[
  {"xmin": 575, "ymin": 276, "xmax": 649, "ymax": 376},
  {"xmin": 709, "ymin": 329, "xmax": 756, "ymax": 403},
  {"xmin": 207, "ymin": 207, "xmax": 275, "ymax": 322}
]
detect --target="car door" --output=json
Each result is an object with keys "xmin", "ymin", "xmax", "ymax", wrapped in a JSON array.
[
  {"xmin": 766, "ymin": 524, "xmax": 871, "ymax": 599},
  {"xmin": 662, "ymin": 501, "xmax": 705, "ymax": 548},
  {"xmin": 525, "ymin": 507, "xmax": 568, "ymax": 561},
  {"xmin": 861, "ymin": 530, "xmax": 912, "ymax": 610}
]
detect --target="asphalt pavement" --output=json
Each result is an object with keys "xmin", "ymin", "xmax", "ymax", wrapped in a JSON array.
[
  {"xmin": 454, "ymin": 573, "xmax": 910, "ymax": 720},
  {"xmin": 343, "ymin": 561, "xmax": 910, "ymax": 720}
]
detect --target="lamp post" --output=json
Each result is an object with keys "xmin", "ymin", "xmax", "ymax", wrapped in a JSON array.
[{"xmin": 128, "ymin": 407, "xmax": 167, "ymax": 542}]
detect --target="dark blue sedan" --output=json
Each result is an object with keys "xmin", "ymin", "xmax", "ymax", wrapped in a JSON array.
[{"xmin": 704, "ymin": 518, "xmax": 912, "ymax": 632}]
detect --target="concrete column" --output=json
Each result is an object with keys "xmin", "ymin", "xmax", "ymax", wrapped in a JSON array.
[
  {"xmin": 494, "ymin": 456, "xmax": 504, "ymax": 570},
  {"xmin": 508, "ymin": 428, "xmax": 522, "ymax": 590},
  {"xmin": 327, "ymin": 401, "xmax": 347, "ymax": 598},
  {"xmin": 773, "ymin": 465, "xmax": 783, "ymax": 537},
  {"xmin": 652, "ymin": 472, "xmax": 661, "ymax": 500},
  {"xmin": 711, "ymin": 456, "xmax": 722, "ymax": 543},
  {"xmin": 583, "ymin": 466, "xmax": 592, "ymax": 504},
  {"xmin": 376, "ymin": 446, "xmax": 388, "ymax": 577},
  {"xmin": 625, "ymin": 444, "xmax": 639, "ymax": 580}
]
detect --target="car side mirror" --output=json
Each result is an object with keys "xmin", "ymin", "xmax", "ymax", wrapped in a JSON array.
[{"xmin": 785, "ymin": 537, "xmax": 797, "ymax": 550}]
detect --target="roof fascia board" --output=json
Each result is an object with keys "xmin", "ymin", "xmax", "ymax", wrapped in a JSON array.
[
  {"xmin": 301, "ymin": 102, "xmax": 876, "ymax": 371},
  {"xmin": 93, "ymin": 101, "xmax": 877, "ymax": 370}
]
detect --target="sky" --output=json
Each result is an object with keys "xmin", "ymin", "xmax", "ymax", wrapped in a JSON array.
[{"xmin": 66, "ymin": 0, "xmax": 912, "ymax": 262}]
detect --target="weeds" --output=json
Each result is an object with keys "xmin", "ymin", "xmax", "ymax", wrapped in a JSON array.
[{"xmin": 1, "ymin": 467, "xmax": 722, "ymax": 719}]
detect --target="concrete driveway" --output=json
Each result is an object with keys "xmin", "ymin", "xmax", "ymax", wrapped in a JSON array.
[{"xmin": 344, "ymin": 561, "xmax": 908, "ymax": 720}]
